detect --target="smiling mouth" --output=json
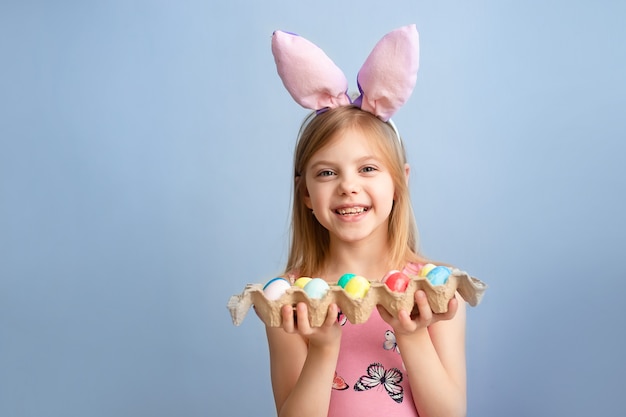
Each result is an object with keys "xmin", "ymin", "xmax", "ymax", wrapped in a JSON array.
[{"xmin": 335, "ymin": 207, "xmax": 368, "ymax": 215}]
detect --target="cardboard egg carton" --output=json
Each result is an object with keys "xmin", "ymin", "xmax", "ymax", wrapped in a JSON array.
[{"xmin": 227, "ymin": 269, "xmax": 487, "ymax": 327}]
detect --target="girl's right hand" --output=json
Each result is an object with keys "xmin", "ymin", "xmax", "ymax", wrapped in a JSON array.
[
  {"xmin": 378, "ymin": 290, "xmax": 459, "ymax": 336},
  {"xmin": 280, "ymin": 302, "xmax": 342, "ymax": 348}
]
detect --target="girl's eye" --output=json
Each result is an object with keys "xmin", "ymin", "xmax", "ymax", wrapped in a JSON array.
[
  {"xmin": 361, "ymin": 166, "xmax": 377, "ymax": 173},
  {"xmin": 318, "ymin": 170, "xmax": 335, "ymax": 177}
]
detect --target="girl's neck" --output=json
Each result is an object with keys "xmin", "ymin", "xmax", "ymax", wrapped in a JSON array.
[{"xmin": 322, "ymin": 239, "xmax": 393, "ymax": 283}]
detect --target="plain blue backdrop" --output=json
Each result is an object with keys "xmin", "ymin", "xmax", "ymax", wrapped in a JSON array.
[{"xmin": 1, "ymin": 1, "xmax": 625, "ymax": 416}]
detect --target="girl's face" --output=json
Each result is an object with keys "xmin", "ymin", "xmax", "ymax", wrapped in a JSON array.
[{"xmin": 303, "ymin": 127, "xmax": 396, "ymax": 246}]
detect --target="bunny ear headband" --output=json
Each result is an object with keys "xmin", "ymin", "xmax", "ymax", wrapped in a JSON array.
[{"xmin": 271, "ymin": 24, "xmax": 419, "ymax": 123}]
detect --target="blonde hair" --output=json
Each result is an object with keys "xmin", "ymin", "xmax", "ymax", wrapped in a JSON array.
[{"xmin": 285, "ymin": 106, "xmax": 425, "ymax": 277}]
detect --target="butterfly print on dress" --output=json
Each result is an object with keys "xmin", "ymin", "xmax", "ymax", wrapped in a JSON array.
[
  {"xmin": 332, "ymin": 371, "xmax": 349, "ymax": 390},
  {"xmin": 354, "ymin": 362, "xmax": 404, "ymax": 403},
  {"xmin": 336, "ymin": 310, "xmax": 348, "ymax": 326},
  {"xmin": 383, "ymin": 329, "xmax": 400, "ymax": 354}
]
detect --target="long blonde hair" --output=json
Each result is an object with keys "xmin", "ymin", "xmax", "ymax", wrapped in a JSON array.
[{"xmin": 285, "ymin": 106, "xmax": 425, "ymax": 277}]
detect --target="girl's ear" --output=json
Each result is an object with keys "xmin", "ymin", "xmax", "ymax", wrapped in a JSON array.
[
  {"xmin": 301, "ymin": 181, "xmax": 313, "ymax": 209},
  {"xmin": 404, "ymin": 163, "xmax": 410, "ymax": 185}
]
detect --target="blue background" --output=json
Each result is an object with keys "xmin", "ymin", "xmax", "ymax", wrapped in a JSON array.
[{"xmin": 1, "ymin": 1, "xmax": 625, "ymax": 416}]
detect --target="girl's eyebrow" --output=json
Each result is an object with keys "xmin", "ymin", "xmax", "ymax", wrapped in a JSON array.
[{"xmin": 309, "ymin": 155, "xmax": 381, "ymax": 169}]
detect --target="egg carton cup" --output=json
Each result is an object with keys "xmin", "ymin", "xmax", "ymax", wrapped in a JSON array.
[{"xmin": 227, "ymin": 269, "xmax": 487, "ymax": 327}]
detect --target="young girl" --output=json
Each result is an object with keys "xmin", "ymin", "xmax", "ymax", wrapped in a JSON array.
[{"xmin": 266, "ymin": 25, "xmax": 467, "ymax": 417}]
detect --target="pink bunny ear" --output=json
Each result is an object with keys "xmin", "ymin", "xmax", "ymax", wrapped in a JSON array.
[
  {"xmin": 271, "ymin": 30, "xmax": 351, "ymax": 111},
  {"xmin": 356, "ymin": 25, "xmax": 420, "ymax": 121}
]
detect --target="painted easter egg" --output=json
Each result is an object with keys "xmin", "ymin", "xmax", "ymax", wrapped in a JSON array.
[
  {"xmin": 343, "ymin": 275, "xmax": 370, "ymax": 299},
  {"xmin": 418, "ymin": 263, "xmax": 437, "ymax": 277},
  {"xmin": 426, "ymin": 266, "xmax": 451, "ymax": 286},
  {"xmin": 382, "ymin": 270, "xmax": 401, "ymax": 282},
  {"xmin": 293, "ymin": 277, "xmax": 312, "ymax": 289},
  {"xmin": 337, "ymin": 273, "xmax": 355, "ymax": 288},
  {"xmin": 383, "ymin": 271, "xmax": 410, "ymax": 292},
  {"xmin": 262, "ymin": 277, "xmax": 291, "ymax": 300},
  {"xmin": 303, "ymin": 278, "xmax": 330, "ymax": 299}
]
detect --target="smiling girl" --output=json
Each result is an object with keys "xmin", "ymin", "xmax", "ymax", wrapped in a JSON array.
[{"xmin": 265, "ymin": 26, "xmax": 467, "ymax": 417}]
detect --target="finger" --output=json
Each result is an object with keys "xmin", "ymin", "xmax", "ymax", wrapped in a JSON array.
[
  {"xmin": 324, "ymin": 303, "xmax": 338, "ymax": 327},
  {"xmin": 415, "ymin": 290, "xmax": 433, "ymax": 322},
  {"xmin": 295, "ymin": 302, "xmax": 312, "ymax": 334},
  {"xmin": 436, "ymin": 296, "xmax": 458, "ymax": 322},
  {"xmin": 281, "ymin": 304, "xmax": 296, "ymax": 333},
  {"xmin": 397, "ymin": 309, "xmax": 418, "ymax": 332}
]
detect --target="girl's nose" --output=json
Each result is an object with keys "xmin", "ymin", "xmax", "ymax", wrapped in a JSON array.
[{"xmin": 338, "ymin": 176, "xmax": 360, "ymax": 195}]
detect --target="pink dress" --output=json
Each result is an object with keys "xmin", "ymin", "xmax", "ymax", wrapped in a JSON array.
[
  {"xmin": 328, "ymin": 309, "xmax": 419, "ymax": 416},
  {"xmin": 288, "ymin": 264, "xmax": 424, "ymax": 416}
]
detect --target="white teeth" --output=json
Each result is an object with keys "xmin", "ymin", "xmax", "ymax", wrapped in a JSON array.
[{"xmin": 337, "ymin": 207, "xmax": 367, "ymax": 215}]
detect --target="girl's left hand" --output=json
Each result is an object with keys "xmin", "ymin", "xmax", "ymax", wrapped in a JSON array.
[
  {"xmin": 280, "ymin": 302, "xmax": 342, "ymax": 348},
  {"xmin": 377, "ymin": 290, "xmax": 459, "ymax": 336}
]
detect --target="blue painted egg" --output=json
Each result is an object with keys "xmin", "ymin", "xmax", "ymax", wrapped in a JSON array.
[
  {"xmin": 426, "ymin": 266, "xmax": 451, "ymax": 286},
  {"xmin": 303, "ymin": 278, "xmax": 330, "ymax": 299}
]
